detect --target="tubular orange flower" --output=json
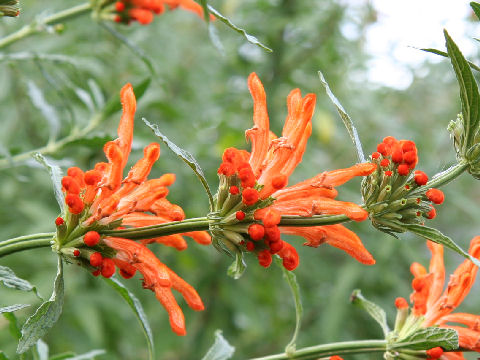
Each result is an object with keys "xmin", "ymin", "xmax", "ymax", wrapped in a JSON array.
[
  {"xmin": 56, "ymin": 83, "xmax": 210, "ymax": 336},
  {"xmin": 395, "ymin": 237, "xmax": 480, "ymax": 358},
  {"xmin": 214, "ymin": 73, "xmax": 376, "ymax": 271}
]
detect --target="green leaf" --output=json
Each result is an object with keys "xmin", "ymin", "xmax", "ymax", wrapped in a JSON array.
[
  {"xmin": 102, "ymin": 77, "xmax": 151, "ymax": 119},
  {"xmin": 392, "ymin": 327, "xmax": 458, "ymax": 351},
  {"xmin": 0, "ymin": 265, "xmax": 41, "ymax": 299},
  {"xmin": 402, "ymin": 224, "xmax": 480, "ymax": 268},
  {"xmin": 318, "ymin": 71, "xmax": 365, "ymax": 163},
  {"xmin": 32, "ymin": 153, "xmax": 64, "ymax": 211},
  {"xmin": 0, "ymin": 351, "xmax": 9, "ymax": 360},
  {"xmin": 0, "ymin": 304, "xmax": 30, "ymax": 314},
  {"xmin": 207, "ymin": 5, "xmax": 273, "ymax": 53},
  {"xmin": 350, "ymin": 289, "xmax": 389, "ymax": 337},
  {"xmin": 27, "ymin": 81, "xmax": 60, "ymax": 142},
  {"xmin": 103, "ymin": 276, "xmax": 154, "ymax": 360},
  {"xmin": 420, "ymin": 48, "xmax": 480, "ymax": 72},
  {"xmin": 276, "ymin": 257, "xmax": 303, "ymax": 356},
  {"xmin": 57, "ymin": 349, "xmax": 106, "ymax": 360},
  {"xmin": 48, "ymin": 352, "xmax": 76, "ymax": 360},
  {"xmin": 36, "ymin": 339, "xmax": 49, "ymax": 360},
  {"xmin": 3, "ymin": 312, "xmax": 22, "ymax": 340},
  {"xmin": 444, "ymin": 30, "xmax": 480, "ymax": 153},
  {"xmin": 227, "ymin": 251, "xmax": 246, "ymax": 279},
  {"xmin": 143, "ymin": 118, "xmax": 215, "ymax": 211},
  {"xmin": 201, "ymin": 330, "xmax": 235, "ymax": 360},
  {"xmin": 471, "ymin": 2, "xmax": 480, "ymax": 20},
  {"xmin": 17, "ymin": 257, "xmax": 64, "ymax": 354},
  {"xmin": 62, "ymin": 135, "xmax": 114, "ymax": 150}
]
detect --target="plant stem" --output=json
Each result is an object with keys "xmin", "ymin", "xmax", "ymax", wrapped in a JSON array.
[
  {"xmin": 248, "ymin": 339, "xmax": 387, "ymax": 360},
  {"xmin": 0, "ymin": 3, "xmax": 92, "ymax": 50},
  {"xmin": 0, "ymin": 232, "xmax": 54, "ymax": 247},
  {"xmin": 0, "ymin": 238, "xmax": 52, "ymax": 257},
  {"xmin": 279, "ymin": 214, "xmax": 351, "ymax": 227}
]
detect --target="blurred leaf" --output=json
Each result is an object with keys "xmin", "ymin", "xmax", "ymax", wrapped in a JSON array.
[
  {"xmin": 3, "ymin": 312, "xmax": 21, "ymax": 340},
  {"xmin": 201, "ymin": 330, "xmax": 235, "ymax": 360},
  {"xmin": 103, "ymin": 276, "xmax": 154, "ymax": 360},
  {"xmin": 0, "ymin": 351, "xmax": 9, "ymax": 360},
  {"xmin": 318, "ymin": 71, "xmax": 365, "ymax": 162},
  {"xmin": 471, "ymin": 2, "xmax": 480, "ymax": 20},
  {"xmin": 227, "ymin": 251, "xmax": 246, "ymax": 279},
  {"xmin": 207, "ymin": 5, "xmax": 272, "ymax": 53},
  {"xmin": 392, "ymin": 327, "xmax": 458, "ymax": 351},
  {"xmin": 402, "ymin": 224, "xmax": 480, "ymax": 267},
  {"xmin": 0, "ymin": 52, "xmax": 81, "ymax": 65},
  {"xmin": 102, "ymin": 78, "xmax": 151, "ymax": 119},
  {"xmin": 419, "ymin": 48, "xmax": 480, "ymax": 72},
  {"xmin": 74, "ymin": 87, "xmax": 95, "ymax": 113},
  {"xmin": 27, "ymin": 81, "xmax": 60, "ymax": 142},
  {"xmin": 17, "ymin": 257, "xmax": 64, "ymax": 354},
  {"xmin": 99, "ymin": 22, "xmax": 155, "ymax": 75},
  {"xmin": 277, "ymin": 258, "xmax": 303, "ymax": 355},
  {"xmin": 0, "ymin": 304, "xmax": 30, "ymax": 314},
  {"xmin": 350, "ymin": 289, "xmax": 389, "ymax": 337},
  {"xmin": 444, "ymin": 30, "xmax": 480, "ymax": 153},
  {"xmin": 143, "ymin": 117, "xmax": 215, "ymax": 211},
  {"xmin": 36, "ymin": 339, "xmax": 49, "ymax": 360},
  {"xmin": 48, "ymin": 352, "xmax": 76, "ymax": 360},
  {"xmin": 32, "ymin": 153, "xmax": 64, "ymax": 211},
  {"xmin": 0, "ymin": 265, "xmax": 41, "ymax": 299},
  {"xmin": 58, "ymin": 349, "xmax": 106, "ymax": 360},
  {"xmin": 62, "ymin": 135, "xmax": 114, "ymax": 150},
  {"xmin": 88, "ymin": 80, "xmax": 105, "ymax": 109}
]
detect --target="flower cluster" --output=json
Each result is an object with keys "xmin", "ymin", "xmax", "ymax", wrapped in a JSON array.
[
  {"xmin": 113, "ymin": 0, "xmax": 209, "ymax": 25},
  {"xmin": 362, "ymin": 136, "xmax": 445, "ymax": 235},
  {"xmin": 213, "ymin": 73, "xmax": 377, "ymax": 271},
  {"xmin": 55, "ymin": 84, "xmax": 211, "ymax": 335},
  {"xmin": 391, "ymin": 238, "xmax": 480, "ymax": 359}
]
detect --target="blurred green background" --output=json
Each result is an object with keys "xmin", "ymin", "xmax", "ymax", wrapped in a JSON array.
[{"xmin": 1, "ymin": 0, "xmax": 480, "ymax": 359}]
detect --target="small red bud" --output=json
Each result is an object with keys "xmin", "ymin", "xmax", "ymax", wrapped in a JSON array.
[
  {"xmin": 235, "ymin": 211, "xmax": 246, "ymax": 221},
  {"xmin": 101, "ymin": 258, "xmax": 116, "ymax": 278},
  {"xmin": 384, "ymin": 170, "xmax": 392, "ymax": 177},
  {"xmin": 73, "ymin": 249, "xmax": 80, "ymax": 257},
  {"xmin": 427, "ymin": 206, "xmax": 436, "ymax": 219},
  {"xmin": 65, "ymin": 194, "xmax": 84, "ymax": 214},
  {"xmin": 115, "ymin": 1, "xmax": 125, "ymax": 12},
  {"xmin": 426, "ymin": 188, "xmax": 444, "ymax": 205},
  {"xmin": 248, "ymin": 224, "xmax": 265, "ymax": 241},
  {"xmin": 391, "ymin": 148, "xmax": 403, "ymax": 163},
  {"xmin": 242, "ymin": 188, "xmax": 259, "ymax": 206},
  {"xmin": 330, "ymin": 356, "xmax": 344, "ymax": 360},
  {"xmin": 426, "ymin": 347, "xmax": 443, "ymax": 359},
  {"xmin": 394, "ymin": 297, "xmax": 409, "ymax": 309},
  {"xmin": 90, "ymin": 252, "xmax": 103, "ymax": 267},
  {"xmin": 380, "ymin": 158, "xmax": 390, "ymax": 167},
  {"xmin": 84, "ymin": 231, "xmax": 101, "ymax": 247},
  {"xmin": 258, "ymin": 250, "xmax": 272, "ymax": 268},
  {"xmin": 414, "ymin": 170, "xmax": 428, "ymax": 186},
  {"xmin": 229, "ymin": 186, "xmax": 239, "ymax": 195},
  {"xmin": 377, "ymin": 143, "xmax": 388, "ymax": 156},
  {"xmin": 371, "ymin": 152, "xmax": 381, "ymax": 160},
  {"xmin": 246, "ymin": 241, "xmax": 255, "ymax": 251},
  {"xmin": 397, "ymin": 164, "xmax": 409, "ymax": 176},
  {"xmin": 92, "ymin": 269, "xmax": 101, "ymax": 277},
  {"xmin": 55, "ymin": 217, "xmax": 64, "ymax": 226}
]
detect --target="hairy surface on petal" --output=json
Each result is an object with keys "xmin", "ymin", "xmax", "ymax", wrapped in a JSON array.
[
  {"xmin": 439, "ymin": 313, "xmax": 480, "ymax": 330},
  {"xmin": 141, "ymin": 234, "xmax": 188, "ymax": 251},
  {"xmin": 154, "ymin": 286, "xmax": 186, "ymax": 336},
  {"xmin": 150, "ymin": 198, "xmax": 185, "ymax": 221},
  {"xmin": 166, "ymin": 267, "xmax": 204, "ymax": 311},
  {"xmin": 121, "ymin": 212, "xmax": 171, "ymax": 227},
  {"xmin": 279, "ymin": 224, "xmax": 375, "ymax": 265},
  {"xmin": 117, "ymin": 83, "xmax": 136, "ymax": 169},
  {"xmin": 427, "ymin": 241, "xmax": 445, "ymax": 309},
  {"xmin": 124, "ymin": 142, "xmax": 161, "ymax": 184},
  {"xmin": 246, "ymin": 72, "xmax": 270, "ymax": 177},
  {"xmin": 103, "ymin": 141, "xmax": 124, "ymax": 191},
  {"xmin": 182, "ymin": 231, "xmax": 212, "ymax": 245},
  {"xmin": 272, "ymin": 186, "xmax": 339, "ymax": 202}
]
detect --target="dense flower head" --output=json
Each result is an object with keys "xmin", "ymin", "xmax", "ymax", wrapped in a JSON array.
[
  {"xmin": 392, "ymin": 237, "xmax": 480, "ymax": 359},
  {"xmin": 213, "ymin": 72, "xmax": 377, "ymax": 271},
  {"xmin": 55, "ymin": 83, "xmax": 211, "ymax": 335},
  {"xmin": 113, "ymin": 0, "xmax": 213, "ymax": 25},
  {"xmin": 362, "ymin": 136, "xmax": 445, "ymax": 234}
]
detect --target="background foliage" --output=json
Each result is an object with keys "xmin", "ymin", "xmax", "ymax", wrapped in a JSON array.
[{"xmin": 1, "ymin": 0, "xmax": 480, "ymax": 359}]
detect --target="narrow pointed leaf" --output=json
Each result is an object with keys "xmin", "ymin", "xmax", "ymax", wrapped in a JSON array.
[
  {"xmin": 103, "ymin": 276, "xmax": 154, "ymax": 360},
  {"xmin": 444, "ymin": 30, "xmax": 480, "ymax": 153},
  {"xmin": 0, "ymin": 265, "xmax": 41, "ymax": 299},
  {"xmin": 351, "ymin": 289, "xmax": 389, "ymax": 336},
  {"xmin": 471, "ymin": 2, "xmax": 480, "ymax": 20},
  {"xmin": 74, "ymin": 87, "xmax": 95, "ymax": 113},
  {"xmin": 59, "ymin": 349, "xmax": 106, "ymax": 360},
  {"xmin": 17, "ymin": 257, "xmax": 64, "ymax": 354},
  {"xmin": 143, "ymin": 118, "xmax": 215, "ymax": 211},
  {"xmin": 319, "ymin": 71, "xmax": 365, "ymax": 162},
  {"xmin": 32, "ymin": 153, "xmax": 64, "ymax": 211},
  {"xmin": 201, "ymin": 330, "xmax": 235, "ymax": 360},
  {"xmin": 402, "ymin": 224, "xmax": 480, "ymax": 268},
  {"xmin": 227, "ymin": 251, "xmax": 246, "ymax": 279},
  {"xmin": 392, "ymin": 327, "xmax": 458, "ymax": 351},
  {"xmin": 207, "ymin": 5, "xmax": 272, "ymax": 53},
  {"xmin": 27, "ymin": 81, "xmax": 60, "ymax": 142},
  {"xmin": 0, "ymin": 304, "xmax": 30, "ymax": 314},
  {"xmin": 420, "ymin": 48, "xmax": 480, "ymax": 72}
]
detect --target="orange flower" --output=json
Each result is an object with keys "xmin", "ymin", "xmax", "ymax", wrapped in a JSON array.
[
  {"xmin": 113, "ymin": 0, "xmax": 214, "ymax": 25},
  {"xmin": 57, "ymin": 83, "xmax": 210, "ymax": 335},
  {"xmin": 215, "ymin": 73, "xmax": 376, "ymax": 271},
  {"xmin": 399, "ymin": 237, "xmax": 480, "ymax": 358}
]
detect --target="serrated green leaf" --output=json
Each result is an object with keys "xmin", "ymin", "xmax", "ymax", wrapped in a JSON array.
[
  {"xmin": 32, "ymin": 153, "xmax": 64, "ymax": 211},
  {"xmin": 444, "ymin": 30, "xmax": 480, "ymax": 154},
  {"xmin": 276, "ymin": 257, "xmax": 303, "ymax": 355},
  {"xmin": 471, "ymin": 2, "xmax": 480, "ymax": 20},
  {"xmin": 57, "ymin": 349, "xmax": 106, "ymax": 360},
  {"xmin": 36, "ymin": 339, "xmax": 49, "ymax": 360},
  {"xmin": 351, "ymin": 289, "xmax": 389, "ymax": 337},
  {"xmin": 143, "ymin": 118, "xmax": 215, "ymax": 211},
  {"xmin": 0, "ymin": 304, "xmax": 30, "ymax": 314},
  {"xmin": 102, "ymin": 78, "xmax": 151, "ymax": 119},
  {"xmin": 27, "ymin": 81, "xmax": 60, "ymax": 143},
  {"xmin": 0, "ymin": 265, "xmax": 41, "ymax": 299},
  {"xmin": 103, "ymin": 276, "xmax": 153, "ymax": 360},
  {"xmin": 201, "ymin": 330, "xmax": 235, "ymax": 360},
  {"xmin": 207, "ymin": 5, "xmax": 272, "ymax": 53},
  {"xmin": 392, "ymin": 327, "xmax": 458, "ymax": 351},
  {"xmin": 318, "ymin": 71, "xmax": 365, "ymax": 163},
  {"xmin": 402, "ymin": 224, "xmax": 480, "ymax": 268},
  {"xmin": 17, "ymin": 257, "xmax": 64, "ymax": 354},
  {"xmin": 420, "ymin": 48, "xmax": 480, "ymax": 72},
  {"xmin": 227, "ymin": 251, "xmax": 246, "ymax": 279}
]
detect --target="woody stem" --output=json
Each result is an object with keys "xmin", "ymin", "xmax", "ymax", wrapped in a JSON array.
[
  {"xmin": 248, "ymin": 339, "xmax": 387, "ymax": 360},
  {"xmin": 0, "ymin": 3, "xmax": 93, "ymax": 50}
]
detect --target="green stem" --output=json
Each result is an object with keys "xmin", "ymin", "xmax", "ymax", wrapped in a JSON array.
[
  {"xmin": 249, "ymin": 339, "xmax": 387, "ymax": 360},
  {"xmin": 0, "ymin": 232, "xmax": 54, "ymax": 247},
  {"xmin": 279, "ymin": 214, "xmax": 351, "ymax": 227},
  {"xmin": 0, "ymin": 3, "xmax": 93, "ymax": 50},
  {"xmin": 411, "ymin": 160, "xmax": 469, "ymax": 196},
  {"xmin": 0, "ymin": 238, "xmax": 52, "ymax": 257}
]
